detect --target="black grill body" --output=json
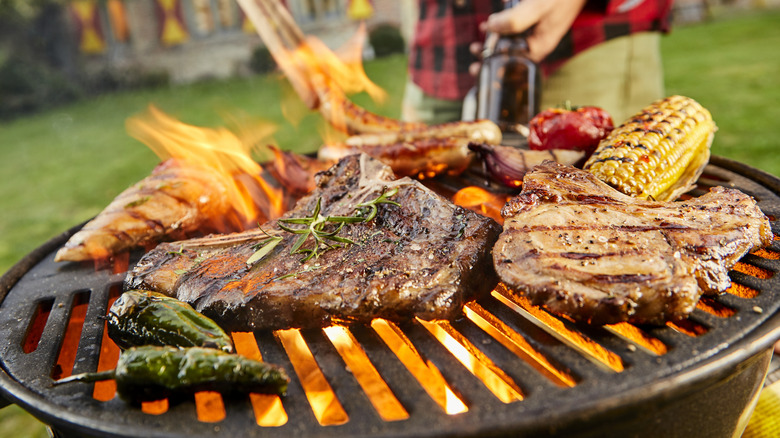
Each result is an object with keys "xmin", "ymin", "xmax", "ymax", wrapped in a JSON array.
[{"xmin": 0, "ymin": 156, "xmax": 779, "ymax": 438}]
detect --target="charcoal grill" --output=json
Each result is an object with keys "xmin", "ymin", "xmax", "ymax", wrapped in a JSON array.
[{"xmin": 1, "ymin": 156, "xmax": 779, "ymax": 438}]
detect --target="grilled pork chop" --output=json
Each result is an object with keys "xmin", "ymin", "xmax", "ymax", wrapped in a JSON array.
[
  {"xmin": 126, "ymin": 154, "xmax": 502, "ymax": 331},
  {"xmin": 494, "ymin": 161, "xmax": 772, "ymax": 325}
]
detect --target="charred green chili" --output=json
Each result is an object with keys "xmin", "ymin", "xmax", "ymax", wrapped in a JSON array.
[
  {"xmin": 107, "ymin": 290, "xmax": 233, "ymax": 353},
  {"xmin": 54, "ymin": 346, "xmax": 289, "ymax": 403}
]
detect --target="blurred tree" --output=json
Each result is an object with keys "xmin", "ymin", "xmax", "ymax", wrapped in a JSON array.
[
  {"xmin": 0, "ymin": 0, "xmax": 82, "ymax": 119},
  {"xmin": 1, "ymin": 0, "xmax": 78, "ymax": 75}
]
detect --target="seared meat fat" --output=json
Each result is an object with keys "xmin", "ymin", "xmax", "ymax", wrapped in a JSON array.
[{"xmin": 494, "ymin": 161, "xmax": 772, "ymax": 325}]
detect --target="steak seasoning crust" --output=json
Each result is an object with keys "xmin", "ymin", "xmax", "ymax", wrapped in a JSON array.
[
  {"xmin": 127, "ymin": 154, "xmax": 502, "ymax": 331},
  {"xmin": 494, "ymin": 161, "xmax": 772, "ymax": 325}
]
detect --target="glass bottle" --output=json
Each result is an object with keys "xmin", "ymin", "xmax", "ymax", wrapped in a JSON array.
[{"xmin": 475, "ymin": 0, "xmax": 540, "ymax": 132}]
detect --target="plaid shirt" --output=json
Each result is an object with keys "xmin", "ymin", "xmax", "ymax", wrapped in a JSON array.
[{"xmin": 409, "ymin": 0, "xmax": 673, "ymax": 101}]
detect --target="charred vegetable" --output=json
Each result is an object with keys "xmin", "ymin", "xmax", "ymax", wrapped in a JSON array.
[
  {"xmin": 469, "ymin": 143, "xmax": 584, "ymax": 189},
  {"xmin": 54, "ymin": 346, "xmax": 289, "ymax": 403},
  {"xmin": 107, "ymin": 290, "xmax": 233, "ymax": 352},
  {"xmin": 583, "ymin": 95, "xmax": 715, "ymax": 202},
  {"xmin": 528, "ymin": 103, "xmax": 614, "ymax": 156}
]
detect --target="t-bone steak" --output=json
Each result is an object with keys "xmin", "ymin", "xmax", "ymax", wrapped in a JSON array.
[{"xmin": 126, "ymin": 154, "xmax": 502, "ymax": 331}]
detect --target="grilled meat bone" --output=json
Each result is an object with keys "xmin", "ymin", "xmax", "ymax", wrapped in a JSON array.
[
  {"xmin": 127, "ymin": 154, "xmax": 502, "ymax": 331},
  {"xmin": 494, "ymin": 161, "xmax": 772, "ymax": 325}
]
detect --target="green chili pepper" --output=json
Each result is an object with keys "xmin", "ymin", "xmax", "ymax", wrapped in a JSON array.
[
  {"xmin": 54, "ymin": 346, "xmax": 289, "ymax": 403},
  {"xmin": 107, "ymin": 290, "xmax": 234, "ymax": 353}
]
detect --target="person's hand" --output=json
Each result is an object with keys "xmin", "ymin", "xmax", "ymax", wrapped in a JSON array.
[{"xmin": 469, "ymin": 0, "xmax": 588, "ymax": 75}]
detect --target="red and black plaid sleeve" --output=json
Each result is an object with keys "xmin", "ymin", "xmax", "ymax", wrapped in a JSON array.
[
  {"xmin": 409, "ymin": 0, "xmax": 503, "ymax": 101},
  {"xmin": 542, "ymin": 0, "xmax": 674, "ymax": 75},
  {"xmin": 408, "ymin": 0, "xmax": 674, "ymax": 101}
]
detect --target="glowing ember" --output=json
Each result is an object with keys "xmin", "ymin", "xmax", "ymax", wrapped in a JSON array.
[
  {"xmin": 370, "ymin": 319, "xmax": 468, "ymax": 415},
  {"xmin": 452, "ymin": 186, "xmax": 510, "ymax": 224},
  {"xmin": 324, "ymin": 325, "xmax": 409, "ymax": 422},
  {"xmin": 231, "ymin": 332, "xmax": 288, "ymax": 427},
  {"xmin": 276, "ymin": 328, "xmax": 349, "ymax": 426}
]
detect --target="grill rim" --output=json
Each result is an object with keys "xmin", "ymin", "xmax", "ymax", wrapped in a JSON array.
[{"xmin": 0, "ymin": 155, "xmax": 779, "ymax": 438}]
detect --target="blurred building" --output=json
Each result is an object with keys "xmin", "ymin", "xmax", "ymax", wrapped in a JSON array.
[{"xmin": 67, "ymin": 0, "xmax": 415, "ymax": 83}]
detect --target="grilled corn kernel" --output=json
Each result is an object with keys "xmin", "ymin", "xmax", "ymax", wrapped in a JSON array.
[{"xmin": 583, "ymin": 95, "xmax": 716, "ymax": 202}]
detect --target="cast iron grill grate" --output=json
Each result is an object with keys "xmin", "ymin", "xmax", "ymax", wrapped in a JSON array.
[{"xmin": 0, "ymin": 156, "xmax": 779, "ymax": 438}]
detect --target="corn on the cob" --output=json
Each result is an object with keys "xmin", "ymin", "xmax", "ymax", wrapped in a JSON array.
[{"xmin": 583, "ymin": 95, "xmax": 716, "ymax": 202}]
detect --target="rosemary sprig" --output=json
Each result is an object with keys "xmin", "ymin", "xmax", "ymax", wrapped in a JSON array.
[
  {"xmin": 246, "ymin": 227, "xmax": 285, "ymax": 265},
  {"xmin": 278, "ymin": 198, "xmax": 362, "ymax": 262},
  {"xmin": 355, "ymin": 187, "xmax": 400, "ymax": 221},
  {"xmin": 247, "ymin": 187, "xmax": 400, "ymax": 265},
  {"xmin": 273, "ymin": 264, "xmax": 323, "ymax": 281},
  {"xmin": 166, "ymin": 244, "xmax": 185, "ymax": 256},
  {"xmin": 246, "ymin": 236, "xmax": 283, "ymax": 265}
]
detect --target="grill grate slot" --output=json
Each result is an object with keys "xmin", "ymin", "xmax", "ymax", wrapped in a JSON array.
[
  {"xmin": 323, "ymin": 325, "xmax": 409, "ymax": 422},
  {"xmin": 231, "ymin": 331, "xmax": 288, "ymax": 427},
  {"xmin": 141, "ymin": 398, "xmax": 168, "ymax": 415},
  {"xmin": 696, "ymin": 296, "xmax": 737, "ymax": 318},
  {"xmin": 666, "ymin": 319, "xmax": 709, "ymax": 337},
  {"xmin": 302, "ymin": 328, "xmax": 388, "ymax": 425},
  {"xmin": 464, "ymin": 302, "xmax": 578, "ymax": 387},
  {"xmin": 22, "ymin": 298, "xmax": 54, "ymax": 354},
  {"xmin": 733, "ymin": 261, "xmax": 774, "ymax": 280},
  {"xmin": 92, "ymin": 284, "xmax": 122, "ymax": 402},
  {"xmin": 418, "ymin": 318, "xmax": 524, "ymax": 404},
  {"xmin": 51, "ymin": 290, "xmax": 90, "ymax": 381},
  {"xmin": 753, "ymin": 248, "xmax": 780, "ymax": 260},
  {"xmin": 493, "ymin": 286, "xmax": 626, "ymax": 373},
  {"xmin": 194, "ymin": 392, "xmax": 226, "ymax": 423},
  {"xmin": 726, "ymin": 281, "xmax": 761, "ymax": 299},
  {"xmin": 370, "ymin": 318, "xmax": 468, "ymax": 415},
  {"xmin": 603, "ymin": 322, "xmax": 668, "ymax": 356},
  {"xmin": 276, "ymin": 328, "xmax": 349, "ymax": 426}
]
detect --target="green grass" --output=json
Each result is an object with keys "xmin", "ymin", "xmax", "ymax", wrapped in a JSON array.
[
  {"xmin": 0, "ymin": 9, "xmax": 779, "ymax": 437},
  {"xmin": 662, "ymin": 9, "xmax": 780, "ymax": 175}
]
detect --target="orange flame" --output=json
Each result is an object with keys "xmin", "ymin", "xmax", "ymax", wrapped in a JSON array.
[
  {"xmin": 126, "ymin": 106, "xmax": 287, "ymax": 231},
  {"xmin": 273, "ymin": 23, "xmax": 385, "ymax": 107},
  {"xmin": 238, "ymin": 0, "xmax": 388, "ymax": 134},
  {"xmin": 313, "ymin": 23, "xmax": 386, "ymax": 102},
  {"xmin": 452, "ymin": 186, "xmax": 510, "ymax": 224}
]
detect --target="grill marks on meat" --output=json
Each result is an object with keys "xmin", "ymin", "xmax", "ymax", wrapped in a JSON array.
[
  {"xmin": 126, "ymin": 154, "xmax": 502, "ymax": 331},
  {"xmin": 494, "ymin": 161, "xmax": 772, "ymax": 325}
]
